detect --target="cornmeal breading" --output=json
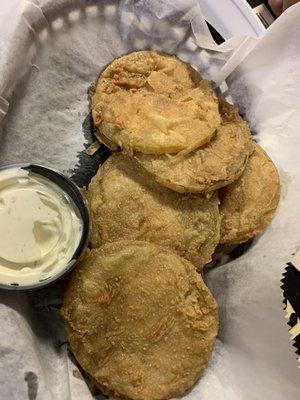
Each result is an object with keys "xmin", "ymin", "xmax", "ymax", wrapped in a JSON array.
[{"xmin": 62, "ymin": 241, "xmax": 219, "ymax": 400}]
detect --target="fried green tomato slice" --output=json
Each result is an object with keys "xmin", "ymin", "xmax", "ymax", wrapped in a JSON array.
[
  {"xmin": 86, "ymin": 153, "xmax": 220, "ymax": 269},
  {"xmin": 134, "ymin": 99, "xmax": 253, "ymax": 193},
  {"xmin": 61, "ymin": 241, "xmax": 219, "ymax": 400},
  {"xmin": 91, "ymin": 51, "xmax": 220, "ymax": 154},
  {"xmin": 219, "ymin": 143, "xmax": 280, "ymax": 246}
]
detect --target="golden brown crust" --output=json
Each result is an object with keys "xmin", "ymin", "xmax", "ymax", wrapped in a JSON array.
[
  {"xmin": 91, "ymin": 51, "xmax": 220, "ymax": 155},
  {"xmin": 219, "ymin": 143, "xmax": 280, "ymax": 246},
  {"xmin": 134, "ymin": 99, "xmax": 254, "ymax": 193},
  {"xmin": 62, "ymin": 241, "xmax": 218, "ymax": 400},
  {"xmin": 86, "ymin": 153, "xmax": 220, "ymax": 269}
]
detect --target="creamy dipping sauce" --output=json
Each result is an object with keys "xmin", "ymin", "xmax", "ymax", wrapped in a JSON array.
[{"xmin": 0, "ymin": 167, "xmax": 83, "ymax": 286}]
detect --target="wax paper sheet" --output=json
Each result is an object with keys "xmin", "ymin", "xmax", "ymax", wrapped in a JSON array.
[{"xmin": 0, "ymin": 1, "xmax": 300, "ymax": 399}]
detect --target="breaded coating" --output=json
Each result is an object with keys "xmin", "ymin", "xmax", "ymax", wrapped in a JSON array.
[
  {"xmin": 61, "ymin": 241, "xmax": 219, "ymax": 400},
  {"xmin": 86, "ymin": 153, "xmax": 220, "ymax": 269},
  {"xmin": 219, "ymin": 143, "xmax": 280, "ymax": 246},
  {"xmin": 134, "ymin": 99, "xmax": 253, "ymax": 193},
  {"xmin": 91, "ymin": 51, "xmax": 220, "ymax": 154}
]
